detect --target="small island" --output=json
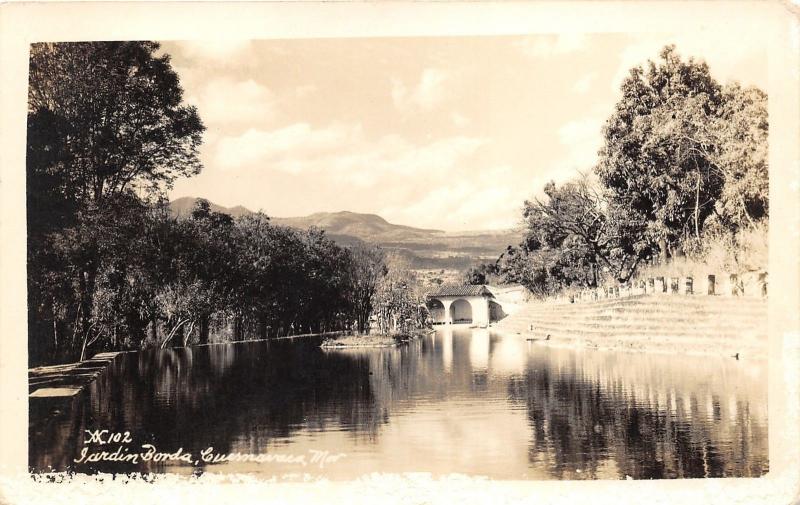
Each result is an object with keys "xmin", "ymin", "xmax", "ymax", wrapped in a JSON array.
[{"xmin": 321, "ymin": 329, "xmax": 433, "ymax": 349}]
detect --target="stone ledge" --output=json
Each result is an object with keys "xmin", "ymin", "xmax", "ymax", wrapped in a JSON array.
[{"xmin": 28, "ymin": 351, "xmax": 124, "ymax": 397}]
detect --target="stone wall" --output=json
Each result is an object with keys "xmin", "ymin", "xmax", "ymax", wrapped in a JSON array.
[{"xmin": 558, "ymin": 270, "xmax": 768, "ymax": 304}]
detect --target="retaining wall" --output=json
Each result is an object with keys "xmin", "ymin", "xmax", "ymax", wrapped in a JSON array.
[{"xmin": 557, "ymin": 271, "xmax": 768, "ymax": 304}]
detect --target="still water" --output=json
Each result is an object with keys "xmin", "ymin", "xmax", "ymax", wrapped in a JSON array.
[{"xmin": 30, "ymin": 327, "xmax": 768, "ymax": 479}]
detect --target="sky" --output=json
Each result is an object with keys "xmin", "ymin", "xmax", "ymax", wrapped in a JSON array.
[{"xmin": 162, "ymin": 31, "xmax": 767, "ymax": 232}]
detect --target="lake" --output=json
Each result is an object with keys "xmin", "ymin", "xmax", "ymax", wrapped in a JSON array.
[{"xmin": 29, "ymin": 327, "xmax": 768, "ymax": 480}]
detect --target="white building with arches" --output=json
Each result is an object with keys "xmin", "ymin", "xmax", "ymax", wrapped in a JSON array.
[{"xmin": 425, "ymin": 284, "xmax": 508, "ymax": 326}]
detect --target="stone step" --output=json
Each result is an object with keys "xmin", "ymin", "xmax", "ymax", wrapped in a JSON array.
[
  {"xmin": 28, "ymin": 351, "xmax": 124, "ymax": 396},
  {"xmin": 498, "ymin": 296, "xmax": 766, "ymax": 322},
  {"xmin": 507, "ymin": 321, "xmax": 766, "ymax": 340},
  {"xmin": 505, "ymin": 309, "xmax": 766, "ymax": 323},
  {"xmin": 508, "ymin": 300, "xmax": 767, "ymax": 317},
  {"xmin": 496, "ymin": 318, "xmax": 765, "ymax": 336},
  {"xmin": 502, "ymin": 314, "xmax": 765, "ymax": 330}
]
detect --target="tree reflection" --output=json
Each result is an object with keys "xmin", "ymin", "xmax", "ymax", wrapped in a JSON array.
[
  {"xmin": 515, "ymin": 349, "xmax": 768, "ymax": 479},
  {"xmin": 30, "ymin": 332, "xmax": 768, "ymax": 479}
]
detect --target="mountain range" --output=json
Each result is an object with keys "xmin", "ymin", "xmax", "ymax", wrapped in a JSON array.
[{"xmin": 169, "ymin": 197, "xmax": 523, "ymax": 272}]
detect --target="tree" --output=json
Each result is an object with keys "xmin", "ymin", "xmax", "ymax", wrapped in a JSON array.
[
  {"xmin": 346, "ymin": 245, "xmax": 387, "ymax": 334},
  {"xmin": 185, "ymin": 199, "xmax": 237, "ymax": 344},
  {"xmin": 299, "ymin": 227, "xmax": 356, "ymax": 334},
  {"xmin": 522, "ymin": 175, "xmax": 648, "ymax": 286},
  {"xmin": 27, "ymin": 41, "xmax": 204, "ymax": 364},
  {"xmin": 596, "ymin": 45, "xmax": 726, "ymax": 257},
  {"xmin": 708, "ymin": 84, "xmax": 769, "ymax": 230},
  {"xmin": 28, "ymin": 42, "xmax": 204, "ymax": 204},
  {"xmin": 463, "ymin": 263, "xmax": 499, "ymax": 285},
  {"xmin": 495, "ymin": 246, "xmax": 553, "ymax": 296},
  {"xmin": 374, "ymin": 252, "xmax": 426, "ymax": 334},
  {"xmin": 493, "ymin": 45, "xmax": 768, "ymax": 303}
]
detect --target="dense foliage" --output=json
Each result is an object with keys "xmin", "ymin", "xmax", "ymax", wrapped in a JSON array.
[
  {"xmin": 478, "ymin": 46, "xmax": 768, "ymax": 296},
  {"xmin": 26, "ymin": 42, "xmax": 403, "ymax": 366}
]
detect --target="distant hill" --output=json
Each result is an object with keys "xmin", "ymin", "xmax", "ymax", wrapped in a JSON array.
[
  {"xmin": 271, "ymin": 212, "xmax": 444, "ymax": 242},
  {"xmin": 170, "ymin": 197, "xmax": 444, "ymax": 242},
  {"xmin": 168, "ymin": 197, "xmax": 523, "ymax": 270}
]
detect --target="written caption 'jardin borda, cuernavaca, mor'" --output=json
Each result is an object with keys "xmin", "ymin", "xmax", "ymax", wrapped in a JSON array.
[{"xmin": 25, "ymin": 36, "xmax": 768, "ymax": 481}]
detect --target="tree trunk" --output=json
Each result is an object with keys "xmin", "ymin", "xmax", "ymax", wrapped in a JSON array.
[
  {"xmin": 52, "ymin": 318, "xmax": 59, "ymax": 358},
  {"xmin": 258, "ymin": 317, "xmax": 268, "ymax": 340},
  {"xmin": 77, "ymin": 260, "xmax": 98, "ymax": 357},
  {"xmin": 199, "ymin": 315, "xmax": 209, "ymax": 345},
  {"xmin": 149, "ymin": 315, "xmax": 158, "ymax": 343},
  {"xmin": 694, "ymin": 172, "xmax": 701, "ymax": 239},
  {"xmin": 738, "ymin": 192, "xmax": 756, "ymax": 227},
  {"xmin": 658, "ymin": 238, "xmax": 669, "ymax": 264}
]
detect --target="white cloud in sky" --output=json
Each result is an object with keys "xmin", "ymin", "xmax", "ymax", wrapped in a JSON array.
[
  {"xmin": 391, "ymin": 68, "xmax": 448, "ymax": 112},
  {"xmin": 554, "ymin": 113, "xmax": 607, "ymax": 174},
  {"xmin": 186, "ymin": 77, "xmax": 276, "ymax": 128},
  {"xmin": 515, "ymin": 33, "xmax": 588, "ymax": 59},
  {"xmin": 380, "ymin": 165, "xmax": 528, "ymax": 230},
  {"xmin": 557, "ymin": 117, "xmax": 602, "ymax": 147},
  {"xmin": 176, "ymin": 40, "xmax": 254, "ymax": 62},
  {"xmin": 214, "ymin": 121, "xmax": 487, "ymax": 187},
  {"xmin": 451, "ymin": 112, "xmax": 471, "ymax": 128},
  {"xmin": 168, "ymin": 32, "xmax": 768, "ymax": 231},
  {"xmin": 293, "ymin": 84, "xmax": 317, "ymax": 99},
  {"xmin": 572, "ymin": 72, "xmax": 596, "ymax": 94},
  {"xmin": 214, "ymin": 122, "xmax": 359, "ymax": 173}
]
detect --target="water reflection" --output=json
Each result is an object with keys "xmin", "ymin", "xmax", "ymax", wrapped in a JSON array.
[{"xmin": 29, "ymin": 328, "xmax": 768, "ymax": 479}]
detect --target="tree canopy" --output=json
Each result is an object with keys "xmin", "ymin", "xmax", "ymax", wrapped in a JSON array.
[
  {"xmin": 28, "ymin": 42, "xmax": 204, "ymax": 204},
  {"xmin": 596, "ymin": 45, "xmax": 768, "ymax": 252},
  {"xmin": 489, "ymin": 45, "xmax": 769, "ymax": 297}
]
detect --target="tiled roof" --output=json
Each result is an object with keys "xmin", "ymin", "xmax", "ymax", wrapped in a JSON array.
[{"xmin": 426, "ymin": 284, "xmax": 491, "ymax": 298}]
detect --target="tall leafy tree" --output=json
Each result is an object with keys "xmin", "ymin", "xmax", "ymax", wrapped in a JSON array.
[
  {"xmin": 596, "ymin": 45, "xmax": 726, "ymax": 256},
  {"xmin": 374, "ymin": 252, "xmax": 427, "ymax": 335},
  {"xmin": 346, "ymin": 245, "xmax": 387, "ymax": 334},
  {"xmin": 28, "ymin": 42, "xmax": 204, "ymax": 204},
  {"xmin": 522, "ymin": 175, "xmax": 648, "ymax": 286},
  {"xmin": 709, "ymin": 84, "xmax": 769, "ymax": 230},
  {"xmin": 27, "ymin": 42, "xmax": 204, "ymax": 364}
]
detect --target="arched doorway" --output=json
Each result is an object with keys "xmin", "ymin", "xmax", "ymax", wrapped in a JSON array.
[
  {"xmin": 427, "ymin": 299, "xmax": 445, "ymax": 324},
  {"xmin": 449, "ymin": 298, "xmax": 472, "ymax": 324}
]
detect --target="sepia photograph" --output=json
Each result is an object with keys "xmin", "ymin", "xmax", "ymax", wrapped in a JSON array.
[{"xmin": 1, "ymin": 1, "xmax": 799, "ymax": 504}]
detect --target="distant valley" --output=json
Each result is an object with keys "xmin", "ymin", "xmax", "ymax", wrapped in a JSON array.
[{"xmin": 169, "ymin": 197, "xmax": 523, "ymax": 274}]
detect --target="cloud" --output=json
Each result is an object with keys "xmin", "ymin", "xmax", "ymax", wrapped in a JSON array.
[
  {"xmin": 572, "ymin": 72, "xmax": 596, "ymax": 94},
  {"xmin": 213, "ymin": 122, "xmax": 487, "ymax": 186},
  {"xmin": 557, "ymin": 117, "xmax": 602, "ymax": 147},
  {"xmin": 293, "ymin": 84, "xmax": 317, "ymax": 99},
  {"xmin": 176, "ymin": 40, "xmax": 254, "ymax": 62},
  {"xmin": 214, "ymin": 123, "xmax": 359, "ymax": 173},
  {"xmin": 451, "ymin": 112, "xmax": 471, "ymax": 128},
  {"xmin": 391, "ymin": 68, "xmax": 448, "ymax": 112},
  {"xmin": 515, "ymin": 33, "xmax": 588, "ymax": 59},
  {"xmin": 186, "ymin": 77, "xmax": 276, "ymax": 128},
  {"xmin": 379, "ymin": 165, "xmax": 531, "ymax": 230},
  {"xmin": 553, "ymin": 114, "xmax": 607, "ymax": 174}
]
